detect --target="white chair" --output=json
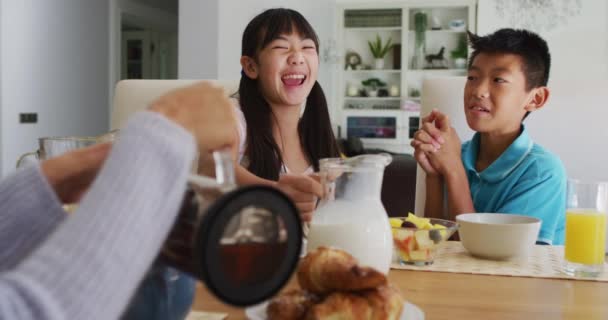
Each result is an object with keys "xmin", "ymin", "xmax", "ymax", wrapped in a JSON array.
[
  {"xmin": 414, "ymin": 76, "xmax": 472, "ymax": 217},
  {"xmin": 111, "ymin": 79, "xmax": 240, "ymax": 130}
]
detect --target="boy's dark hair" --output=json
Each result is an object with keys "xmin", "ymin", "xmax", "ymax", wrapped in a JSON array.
[
  {"xmin": 238, "ymin": 8, "xmax": 340, "ymax": 180},
  {"xmin": 467, "ymin": 28, "xmax": 551, "ymax": 91}
]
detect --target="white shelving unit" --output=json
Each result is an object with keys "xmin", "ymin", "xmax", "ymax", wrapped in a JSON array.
[{"xmin": 335, "ymin": 1, "xmax": 476, "ymax": 154}]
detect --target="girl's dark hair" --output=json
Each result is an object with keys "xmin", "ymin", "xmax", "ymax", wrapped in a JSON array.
[{"xmin": 238, "ymin": 8, "xmax": 340, "ymax": 180}]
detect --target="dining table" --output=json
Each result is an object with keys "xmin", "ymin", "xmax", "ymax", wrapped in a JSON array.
[{"xmin": 191, "ymin": 255, "xmax": 608, "ymax": 320}]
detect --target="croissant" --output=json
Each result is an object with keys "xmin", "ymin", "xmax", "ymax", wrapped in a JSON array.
[
  {"xmin": 306, "ymin": 285, "xmax": 404, "ymax": 320},
  {"xmin": 267, "ymin": 289, "xmax": 320, "ymax": 320},
  {"xmin": 297, "ymin": 246, "xmax": 387, "ymax": 295}
]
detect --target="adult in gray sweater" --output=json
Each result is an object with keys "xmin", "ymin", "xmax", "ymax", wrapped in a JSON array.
[{"xmin": 0, "ymin": 82, "xmax": 238, "ymax": 320}]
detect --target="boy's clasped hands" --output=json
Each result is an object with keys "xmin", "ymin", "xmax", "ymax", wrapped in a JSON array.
[{"xmin": 411, "ymin": 109, "xmax": 463, "ymax": 177}]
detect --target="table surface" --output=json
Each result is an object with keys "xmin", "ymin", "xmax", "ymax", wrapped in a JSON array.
[{"xmin": 192, "ymin": 266, "xmax": 608, "ymax": 319}]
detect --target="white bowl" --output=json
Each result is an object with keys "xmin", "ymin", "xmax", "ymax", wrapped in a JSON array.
[{"xmin": 456, "ymin": 213, "xmax": 541, "ymax": 260}]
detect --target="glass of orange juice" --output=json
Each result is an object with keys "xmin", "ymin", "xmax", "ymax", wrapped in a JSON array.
[{"xmin": 564, "ymin": 180, "xmax": 608, "ymax": 277}]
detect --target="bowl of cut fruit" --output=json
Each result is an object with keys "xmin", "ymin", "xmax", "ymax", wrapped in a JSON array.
[{"xmin": 390, "ymin": 214, "xmax": 459, "ymax": 266}]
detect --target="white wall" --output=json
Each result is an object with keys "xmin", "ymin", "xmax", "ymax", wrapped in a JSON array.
[
  {"xmin": 0, "ymin": 1, "xmax": 109, "ymax": 175},
  {"xmin": 477, "ymin": 0, "xmax": 608, "ymax": 81},
  {"xmin": 477, "ymin": 0, "xmax": 608, "ymax": 181},
  {"xmin": 179, "ymin": 0, "xmax": 219, "ymax": 79}
]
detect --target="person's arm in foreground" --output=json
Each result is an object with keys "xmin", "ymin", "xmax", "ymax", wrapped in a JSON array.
[
  {"xmin": 0, "ymin": 82, "xmax": 236, "ymax": 320},
  {"xmin": 0, "ymin": 144, "xmax": 110, "ymax": 271}
]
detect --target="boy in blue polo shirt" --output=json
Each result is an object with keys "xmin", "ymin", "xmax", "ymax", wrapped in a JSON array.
[{"xmin": 411, "ymin": 28, "xmax": 566, "ymax": 245}]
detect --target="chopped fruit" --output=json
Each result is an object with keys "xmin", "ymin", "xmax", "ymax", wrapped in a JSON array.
[
  {"xmin": 431, "ymin": 224, "xmax": 447, "ymax": 239},
  {"xmin": 429, "ymin": 229, "xmax": 443, "ymax": 244},
  {"xmin": 392, "ymin": 228, "xmax": 414, "ymax": 241},
  {"xmin": 405, "ymin": 213, "xmax": 433, "ymax": 230},
  {"xmin": 389, "ymin": 218, "xmax": 403, "ymax": 228},
  {"xmin": 414, "ymin": 230, "xmax": 434, "ymax": 250},
  {"xmin": 390, "ymin": 214, "xmax": 456, "ymax": 264},
  {"xmin": 396, "ymin": 247, "xmax": 410, "ymax": 261},
  {"xmin": 401, "ymin": 221, "xmax": 417, "ymax": 228},
  {"xmin": 409, "ymin": 249, "xmax": 430, "ymax": 261}
]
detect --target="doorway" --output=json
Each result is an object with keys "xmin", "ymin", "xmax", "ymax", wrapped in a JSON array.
[
  {"xmin": 121, "ymin": 14, "xmax": 178, "ymax": 80},
  {"xmin": 110, "ymin": 0, "xmax": 178, "ymax": 84}
]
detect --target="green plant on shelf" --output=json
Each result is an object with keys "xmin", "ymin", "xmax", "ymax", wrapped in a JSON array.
[
  {"xmin": 368, "ymin": 35, "xmax": 393, "ymax": 59},
  {"xmin": 450, "ymin": 35, "xmax": 468, "ymax": 59},
  {"xmin": 361, "ymin": 78, "xmax": 387, "ymax": 91},
  {"xmin": 414, "ymin": 11, "xmax": 427, "ymax": 48}
]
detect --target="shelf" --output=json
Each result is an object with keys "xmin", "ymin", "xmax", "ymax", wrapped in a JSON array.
[
  {"xmin": 343, "ymin": 108, "xmax": 403, "ymax": 112},
  {"xmin": 344, "ymin": 97, "xmax": 401, "ymax": 101},
  {"xmin": 407, "ymin": 68, "xmax": 466, "ymax": 73},
  {"xmin": 345, "ymin": 27, "xmax": 402, "ymax": 31},
  {"xmin": 407, "ymin": 29, "xmax": 466, "ymax": 34},
  {"xmin": 345, "ymin": 69, "xmax": 401, "ymax": 74}
]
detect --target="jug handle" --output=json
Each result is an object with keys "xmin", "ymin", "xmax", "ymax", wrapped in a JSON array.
[
  {"xmin": 188, "ymin": 174, "xmax": 220, "ymax": 189},
  {"xmin": 187, "ymin": 149, "xmax": 236, "ymax": 190},
  {"xmin": 16, "ymin": 151, "xmax": 38, "ymax": 168},
  {"xmin": 376, "ymin": 152, "xmax": 393, "ymax": 166}
]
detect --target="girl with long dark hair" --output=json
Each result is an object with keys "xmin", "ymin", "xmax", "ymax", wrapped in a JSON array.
[{"xmin": 234, "ymin": 8, "xmax": 340, "ymax": 221}]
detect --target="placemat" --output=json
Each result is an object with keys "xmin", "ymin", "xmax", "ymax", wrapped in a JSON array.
[
  {"xmin": 185, "ymin": 311, "xmax": 227, "ymax": 320},
  {"xmin": 391, "ymin": 241, "xmax": 608, "ymax": 281}
]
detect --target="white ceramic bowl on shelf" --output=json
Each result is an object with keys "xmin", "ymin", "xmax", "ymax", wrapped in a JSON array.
[{"xmin": 456, "ymin": 213, "xmax": 541, "ymax": 260}]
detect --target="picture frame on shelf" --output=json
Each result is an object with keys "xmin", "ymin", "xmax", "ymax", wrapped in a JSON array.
[{"xmin": 345, "ymin": 51, "xmax": 362, "ymax": 70}]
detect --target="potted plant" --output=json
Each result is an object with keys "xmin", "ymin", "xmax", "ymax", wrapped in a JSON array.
[
  {"xmin": 450, "ymin": 35, "xmax": 468, "ymax": 69},
  {"xmin": 412, "ymin": 11, "xmax": 428, "ymax": 69},
  {"xmin": 361, "ymin": 78, "xmax": 386, "ymax": 97},
  {"xmin": 368, "ymin": 35, "xmax": 393, "ymax": 69}
]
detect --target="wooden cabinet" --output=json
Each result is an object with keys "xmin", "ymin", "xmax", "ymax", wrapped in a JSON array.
[{"xmin": 335, "ymin": 1, "xmax": 476, "ymax": 153}]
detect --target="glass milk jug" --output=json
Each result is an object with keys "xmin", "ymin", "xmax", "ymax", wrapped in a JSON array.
[{"xmin": 307, "ymin": 153, "xmax": 393, "ymax": 274}]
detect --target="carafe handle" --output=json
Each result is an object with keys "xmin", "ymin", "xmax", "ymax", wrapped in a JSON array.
[{"xmin": 16, "ymin": 151, "xmax": 39, "ymax": 168}]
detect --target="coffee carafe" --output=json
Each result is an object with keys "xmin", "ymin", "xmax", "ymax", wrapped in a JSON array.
[{"xmin": 161, "ymin": 150, "xmax": 303, "ymax": 306}]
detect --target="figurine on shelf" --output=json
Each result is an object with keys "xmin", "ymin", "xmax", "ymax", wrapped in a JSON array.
[
  {"xmin": 425, "ymin": 47, "xmax": 448, "ymax": 69},
  {"xmin": 431, "ymin": 15, "xmax": 442, "ymax": 30},
  {"xmin": 345, "ymin": 51, "xmax": 362, "ymax": 70}
]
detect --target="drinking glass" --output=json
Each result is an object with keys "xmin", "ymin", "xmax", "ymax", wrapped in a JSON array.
[
  {"xmin": 564, "ymin": 180, "xmax": 607, "ymax": 277},
  {"xmin": 16, "ymin": 131, "xmax": 117, "ymax": 213}
]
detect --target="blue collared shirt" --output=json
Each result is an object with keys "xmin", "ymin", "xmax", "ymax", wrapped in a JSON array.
[{"xmin": 461, "ymin": 126, "xmax": 567, "ymax": 245}]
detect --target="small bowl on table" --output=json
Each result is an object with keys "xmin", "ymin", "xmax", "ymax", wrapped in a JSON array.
[
  {"xmin": 391, "ymin": 217, "xmax": 459, "ymax": 266},
  {"xmin": 456, "ymin": 213, "xmax": 541, "ymax": 260}
]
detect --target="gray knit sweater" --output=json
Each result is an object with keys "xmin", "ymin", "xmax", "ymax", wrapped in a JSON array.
[{"xmin": 0, "ymin": 111, "xmax": 196, "ymax": 320}]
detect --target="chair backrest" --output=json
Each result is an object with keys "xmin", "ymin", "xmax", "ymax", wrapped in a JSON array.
[
  {"xmin": 111, "ymin": 79, "xmax": 240, "ymax": 130},
  {"xmin": 414, "ymin": 76, "xmax": 471, "ymax": 217}
]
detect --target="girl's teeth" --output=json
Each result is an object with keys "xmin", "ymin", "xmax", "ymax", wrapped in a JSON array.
[{"xmin": 282, "ymin": 74, "xmax": 305, "ymax": 79}]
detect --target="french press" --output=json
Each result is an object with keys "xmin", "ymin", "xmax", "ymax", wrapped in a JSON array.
[{"xmin": 161, "ymin": 150, "xmax": 302, "ymax": 306}]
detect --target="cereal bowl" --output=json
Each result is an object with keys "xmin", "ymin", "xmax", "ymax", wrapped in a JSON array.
[
  {"xmin": 456, "ymin": 213, "xmax": 541, "ymax": 260},
  {"xmin": 390, "ymin": 215, "xmax": 458, "ymax": 266}
]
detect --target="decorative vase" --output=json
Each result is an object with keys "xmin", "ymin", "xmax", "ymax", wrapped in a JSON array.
[
  {"xmin": 374, "ymin": 58, "xmax": 385, "ymax": 70},
  {"xmin": 454, "ymin": 57, "xmax": 467, "ymax": 69},
  {"xmin": 389, "ymin": 85, "xmax": 400, "ymax": 97},
  {"xmin": 412, "ymin": 43, "xmax": 426, "ymax": 70},
  {"xmin": 347, "ymin": 84, "xmax": 359, "ymax": 97},
  {"xmin": 412, "ymin": 11, "xmax": 427, "ymax": 70}
]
